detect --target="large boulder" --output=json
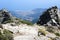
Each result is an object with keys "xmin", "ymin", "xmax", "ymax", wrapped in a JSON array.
[
  {"xmin": 37, "ymin": 6, "xmax": 60, "ymax": 26},
  {"xmin": 0, "ymin": 8, "xmax": 12, "ymax": 24}
]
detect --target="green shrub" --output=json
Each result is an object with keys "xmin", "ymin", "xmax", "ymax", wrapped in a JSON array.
[
  {"xmin": 2, "ymin": 18, "xmax": 13, "ymax": 24},
  {"xmin": 3, "ymin": 29, "xmax": 13, "ymax": 40},
  {"xmin": 0, "ymin": 29, "xmax": 13, "ymax": 40},
  {"xmin": 55, "ymin": 32, "xmax": 60, "ymax": 36},
  {"xmin": 3, "ymin": 17, "xmax": 33, "ymax": 25},
  {"xmin": 3, "ymin": 19, "xmax": 13, "ymax": 24},
  {"xmin": 20, "ymin": 20, "xmax": 33, "ymax": 25}
]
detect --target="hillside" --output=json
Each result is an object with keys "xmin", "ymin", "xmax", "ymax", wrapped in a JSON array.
[{"xmin": 0, "ymin": 7, "xmax": 60, "ymax": 40}]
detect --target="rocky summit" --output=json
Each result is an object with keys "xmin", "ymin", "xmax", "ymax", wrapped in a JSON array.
[
  {"xmin": 0, "ymin": 8, "xmax": 12, "ymax": 24},
  {"xmin": 37, "ymin": 6, "xmax": 60, "ymax": 26}
]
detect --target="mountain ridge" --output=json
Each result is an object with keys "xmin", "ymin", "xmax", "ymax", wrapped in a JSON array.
[{"xmin": 10, "ymin": 8, "xmax": 46, "ymax": 23}]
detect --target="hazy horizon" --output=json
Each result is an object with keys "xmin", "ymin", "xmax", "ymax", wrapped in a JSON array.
[{"xmin": 0, "ymin": 0, "xmax": 60, "ymax": 11}]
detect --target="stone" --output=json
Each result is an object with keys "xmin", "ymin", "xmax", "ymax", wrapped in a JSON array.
[
  {"xmin": 46, "ymin": 33, "xmax": 56, "ymax": 38},
  {"xmin": 36, "ymin": 35, "xmax": 51, "ymax": 40}
]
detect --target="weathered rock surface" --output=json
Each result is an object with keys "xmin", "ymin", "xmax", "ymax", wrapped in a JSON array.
[
  {"xmin": 54, "ymin": 37, "xmax": 60, "ymax": 40},
  {"xmin": 37, "ymin": 6, "xmax": 60, "ymax": 26},
  {"xmin": 2, "ymin": 23, "xmax": 59, "ymax": 40}
]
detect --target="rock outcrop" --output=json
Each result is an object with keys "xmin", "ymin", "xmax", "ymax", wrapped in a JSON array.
[
  {"xmin": 37, "ymin": 6, "xmax": 60, "ymax": 26},
  {"xmin": 0, "ymin": 8, "xmax": 12, "ymax": 24}
]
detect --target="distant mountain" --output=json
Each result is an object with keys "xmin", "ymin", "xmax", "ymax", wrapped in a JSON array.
[
  {"xmin": 10, "ymin": 8, "xmax": 46, "ymax": 23},
  {"xmin": 31, "ymin": 8, "xmax": 46, "ymax": 23}
]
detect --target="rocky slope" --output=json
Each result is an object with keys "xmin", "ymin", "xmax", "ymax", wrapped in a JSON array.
[
  {"xmin": 37, "ymin": 6, "xmax": 60, "ymax": 27},
  {"xmin": 1, "ymin": 23, "xmax": 60, "ymax": 40},
  {"xmin": 0, "ymin": 7, "xmax": 60, "ymax": 40}
]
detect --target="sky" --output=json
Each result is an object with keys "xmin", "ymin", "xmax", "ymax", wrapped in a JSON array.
[{"xmin": 0, "ymin": 0, "xmax": 60, "ymax": 11}]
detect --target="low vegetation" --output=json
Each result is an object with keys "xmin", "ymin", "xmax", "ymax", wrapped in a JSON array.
[
  {"xmin": 3, "ymin": 19, "xmax": 13, "ymax": 24},
  {"xmin": 0, "ymin": 29, "xmax": 13, "ymax": 40},
  {"xmin": 2, "ymin": 17, "xmax": 33, "ymax": 25},
  {"xmin": 15, "ymin": 18, "xmax": 33, "ymax": 25},
  {"xmin": 55, "ymin": 32, "xmax": 60, "ymax": 36}
]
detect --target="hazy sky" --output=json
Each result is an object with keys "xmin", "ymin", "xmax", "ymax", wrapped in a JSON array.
[{"xmin": 0, "ymin": 0, "xmax": 60, "ymax": 11}]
